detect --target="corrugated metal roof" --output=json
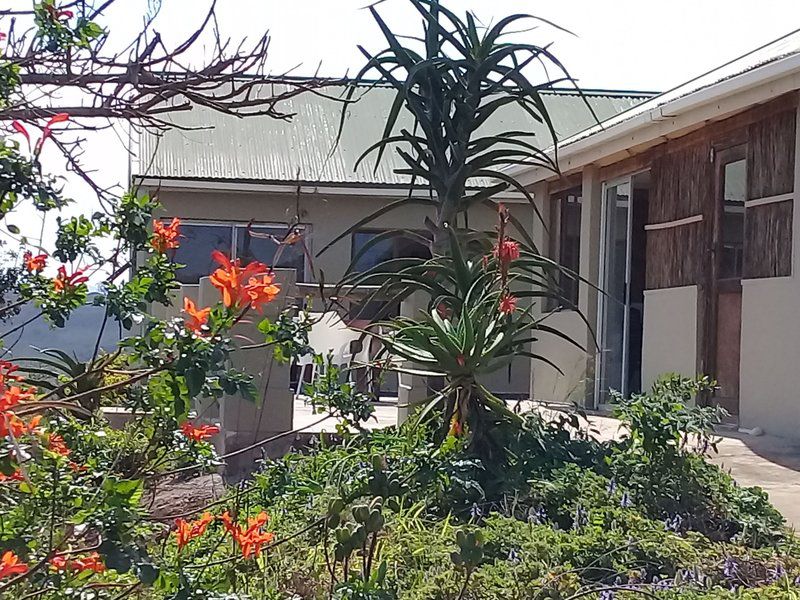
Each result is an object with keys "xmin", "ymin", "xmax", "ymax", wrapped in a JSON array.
[
  {"xmin": 136, "ymin": 84, "xmax": 651, "ymax": 186},
  {"xmin": 553, "ymin": 28, "xmax": 800, "ymax": 151}
]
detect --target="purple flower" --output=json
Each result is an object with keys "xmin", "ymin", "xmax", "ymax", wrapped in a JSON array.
[
  {"xmin": 507, "ymin": 547, "xmax": 520, "ymax": 564},
  {"xmin": 664, "ymin": 514, "xmax": 683, "ymax": 532},
  {"xmin": 527, "ymin": 506, "xmax": 547, "ymax": 525},
  {"xmin": 723, "ymin": 556, "xmax": 738, "ymax": 579},
  {"xmin": 769, "ymin": 563, "xmax": 786, "ymax": 582},
  {"xmin": 470, "ymin": 503, "xmax": 483, "ymax": 520},
  {"xmin": 572, "ymin": 505, "xmax": 588, "ymax": 530},
  {"xmin": 599, "ymin": 590, "xmax": 615, "ymax": 600},
  {"xmin": 620, "ymin": 492, "xmax": 633, "ymax": 509},
  {"xmin": 606, "ymin": 479, "xmax": 617, "ymax": 494},
  {"xmin": 651, "ymin": 576, "xmax": 671, "ymax": 591}
]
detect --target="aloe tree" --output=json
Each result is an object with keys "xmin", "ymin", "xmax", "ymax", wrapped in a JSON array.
[
  {"xmin": 322, "ymin": 0, "xmax": 585, "ymax": 257},
  {"xmin": 327, "ymin": 0, "xmax": 590, "ymax": 457}
]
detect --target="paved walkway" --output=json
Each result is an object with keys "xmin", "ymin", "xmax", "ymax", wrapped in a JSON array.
[{"xmin": 292, "ymin": 399, "xmax": 800, "ymax": 528}]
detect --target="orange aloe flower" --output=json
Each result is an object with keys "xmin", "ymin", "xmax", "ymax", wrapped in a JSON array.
[
  {"xmin": 53, "ymin": 266, "xmax": 88, "ymax": 294},
  {"xmin": 493, "ymin": 239, "xmax": 520, "ymax": 264},
  {"xmin": 0, "ymin": 470, "xmax": 24, "ymax": 483},
  {"xmin": 47, "ymin": 433, "xmax": 71, "ymax": 457},
  {"xmin": 0, "ymin": 385, "xmax": 35, "ymax": 412},
  {"xmin": 22, "ymin": 251, "xmax": 47, "ymax": 273},
  {"xmin": 0, "ymin": 413, "xmax": 41, "ymax": 438},
  {"xmin": 243, "ymin": 274, "xmax": 280, "ymax": 313},
  {"xmin": 180, "ymin": 421, "xmax": 220, "ymax": 442},
  {"xmin": 499, "ymin": 294, "xmax": 518, "ymax": 314},
  {"xmin": 183, "ymin": 297, "xmax": 211, "ymax": 334},
  {"xmin": 71, "ymin": 552, "xmax": 105, "ymax": 573},
  {"xmin": 50, "ymin": 552, "xmax": 105, "ymax": 573},
  {"xmin": 174, "ymin": 512, "xmax": 214, "ymax": 551},
  {"xmin": 209, "ymin": 250, "xmax": 269, "ymax": 309},
  {"xmin": 151, "ymin": 218, "xmax": 182, "ymax": 253},
  {"xmin": 0, "ymin": 361, "xmax": 22, "ymax": 393},
  {"xmin": 0, "ymin": 551, "xmax": 28, "ymax": 579},
  {"xmin": 220, "ymin": 511, "xmax": 274, "ymax": 559}
]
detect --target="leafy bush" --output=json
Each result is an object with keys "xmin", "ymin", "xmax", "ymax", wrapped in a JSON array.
[{"xmin": 609, "ymin": 375, "xmax": 784, "ymax": 545}]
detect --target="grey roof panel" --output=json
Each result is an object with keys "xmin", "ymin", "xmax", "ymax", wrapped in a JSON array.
[{"xmin": 136, "ymin": 84, "xmax": 650, "ymax": 185}]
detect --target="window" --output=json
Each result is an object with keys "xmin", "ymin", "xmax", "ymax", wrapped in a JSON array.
[
  {"xmin": 173, "ymin": 221, "xmax": 307, "ymax": 284},
  {"xmin": 349, "ymin": 230, "xmax": 431, "ymax": 320},
  {"xmin": 351, "ymin": 230, "xmax": 431, "ymax": 273},
  {"xmin": 549, "ymin": 187, "xmax": 582, "ymax": 309},
  {"xmin": 720, "ymin": 159, "xmax": 746, "ymax": 279}
]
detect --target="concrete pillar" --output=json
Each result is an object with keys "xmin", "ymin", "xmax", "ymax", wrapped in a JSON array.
[
  {"xmin": 199, "ymin": 269, "xmax": 297, "ymax": 475},
  {"xmin": 528, "ymin": 181, "xmax": 550, "ymax": 403},
  {"xmin": 396, "ymin": 291, "xmax": 431, "ymax": 424},
  {"xmin": 578, "ymin": 165, "xmax": 603, "ymax": 407}
]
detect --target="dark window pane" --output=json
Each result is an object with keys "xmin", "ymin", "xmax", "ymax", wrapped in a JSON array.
[
  {"xmin": 548, "ymin": 187, "xmax": 582, "ymax": 310},
  {"xmin": 351, "ymin": 232, "xmax": 396, "ymax": 273},
  {"xmin": 559, "ymin": 191, "xmax": 582, "ymax": 307},
  {"xmin": 236, "ymin": 226, "xmax": 306, "ymax": 281},
  {"xmin": 174, "ymin": 224, "xmax": 232, "ymax": 284},
  {"xmin": 349, "ymin": 231, "xmax": 431, "ymax": 320},
  {"xmin": 721, "ymin": 159, "xmax": 746, "ymax": 279}
]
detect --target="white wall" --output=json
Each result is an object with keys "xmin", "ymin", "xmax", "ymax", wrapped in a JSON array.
[
  {"xmin": 641, "ymin": 285, "xmax": 699, "ymax": 390},
  {"xmin": 739, "ymin": 277, "xmax": 800, "ymax": 437},
  {"xmin": 530, "ymin": 310, "xmax": 590, "ymax": 404}
]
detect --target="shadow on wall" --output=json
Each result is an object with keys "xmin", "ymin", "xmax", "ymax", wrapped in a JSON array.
[{"xmin": 3, "ymin": 294, "xmax": 122, "ymax": 360}]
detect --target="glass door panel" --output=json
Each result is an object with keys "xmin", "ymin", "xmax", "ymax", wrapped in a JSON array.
[{"xmin": 597, "ymin": 180, "xmax": 631, "ymax": 404}]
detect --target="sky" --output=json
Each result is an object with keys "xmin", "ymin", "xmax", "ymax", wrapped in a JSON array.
[{"xmin": 3, "ymin": 0, "xmax": 800, "ymax": 258}]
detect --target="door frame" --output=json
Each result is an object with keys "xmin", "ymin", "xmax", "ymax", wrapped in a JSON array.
[{"xmin": 703, "ymin": 143, "xmax": 747, "ymax": 413}]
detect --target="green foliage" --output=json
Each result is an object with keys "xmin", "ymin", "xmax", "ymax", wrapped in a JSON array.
[
  {"xmin": 0, "ymin": 140, "xmax": 66, "ymax": 217},
  {"xmin": 306, "ymin": 353, "xmax": 376, "ymax": 433},
  {"xmin": 332, "ymin": 0, "xmax": 582, "ymax": 250},
  {"xmin": 609, "ymin": 376, "xmax": 784, "ymax": 546},
  {"xmin": 612, "ymin": 374, "xmax": 722, "ymax": 458}
]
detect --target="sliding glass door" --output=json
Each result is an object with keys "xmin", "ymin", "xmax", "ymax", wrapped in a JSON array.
[{"xmin": 595, "ymin": 174, "xmax": 649, "ymax": 405}]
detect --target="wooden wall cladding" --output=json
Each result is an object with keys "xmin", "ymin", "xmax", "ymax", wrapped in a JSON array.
[
  {"xmin": 744, "ymin": 108, "xmax": 795, "ymax": 279},
  {"xmin": 744, "ymin": 200, "xmax": 793, "ymax": 278},
  {"xmin": 747, "ymin": 110, "xmax": 796, "ymax": 199},
  {"xmin": 649, "ymin": 144, "xmax": 712, "ymax": 222},
  {"xmin": 645, "ymin": 222, "xmax": 706, "ymax": 289},
  {"xmin": 646, "ymin": 143, "xmax": 712, "ymax": 289}
]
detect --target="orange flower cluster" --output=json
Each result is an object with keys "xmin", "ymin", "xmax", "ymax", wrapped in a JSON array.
[
  {"xmin": 0, "ymin": 362, "xmax": 39, "ymax": 455},
  {"xmin": 47, "ymin": 433, "xmax": 71, "ymax": 457},
  {"xmin": 175, "ymin": 512, "xmax": 214, "ymax": 551},
  {"xmin": 493, "ymin": 239, "xmax": 520, "ymax": 264},
  {"xmin": 499, "ymin": 294, "xmax": 517, "ymax": 314},
  {"xmin": 220, "ymin": 511, "xmax": 274, "ymax": 559},
  {"xmin": 151, "ymin": 218, "xmax": 182, "ymax": 253},
  {"xmin": 11, "ymin": 113, "xmax": 69, "ymax": 155},
  {"xmin": 0, "ymin": 551, "xmax": 27, "ymax": 580},
  {"xmin": 50, "ymin": 552, "xmax": 105, "ymax": 573},
  {"xmin": 53, "ymin": 266, "xmax": 88, "ymax": 294},
  {"xmin": 0, "ymin": 414, "xmax": 41, "ymax": 438},
  {"xmin": 209, "ymin": 250, "xmax": 279, "ymax": 312},
  {"xmin": 180, "ymin": 421, "xmax": 220, "ymax": 442},
  {"xmin": 22, "ymin": 251, "xmax": 47, "ymax": 273},
  {"xmin": 183, "ymin": 297, "xmax": 211, "ymax": 334},
  {"xmin": 0, "ymin": 470, "xmax": 24, "ymax": 482}
]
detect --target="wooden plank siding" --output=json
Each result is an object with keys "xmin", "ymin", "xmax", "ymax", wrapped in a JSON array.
[
  {"xmin": 744, "ymin": 200, "xmax": 793, "ymax": 278},
  {"xmin": 744, "ymin": 109, "xmax": 796, "ymax": 278},
  {"xmin": 645, "ymin": 143, "xmax": 712, "ymax": 289},
  {"xmin": 636, "ymin": 97, "xmax": 797, "ymax": 289}
]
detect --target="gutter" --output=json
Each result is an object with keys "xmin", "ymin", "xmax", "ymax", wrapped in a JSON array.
[{"xmin": 511, "ymin": 51, "xmax": 800, "ymax": 186}]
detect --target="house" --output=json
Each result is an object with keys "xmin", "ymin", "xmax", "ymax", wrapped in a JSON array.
[
  {"xmin": 134, "ymin": 83, "xmax": 652, "ymax": 397},
  {"xmin": 518, "ymin": 30, "xmax": 800, "ymax": 438}
]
